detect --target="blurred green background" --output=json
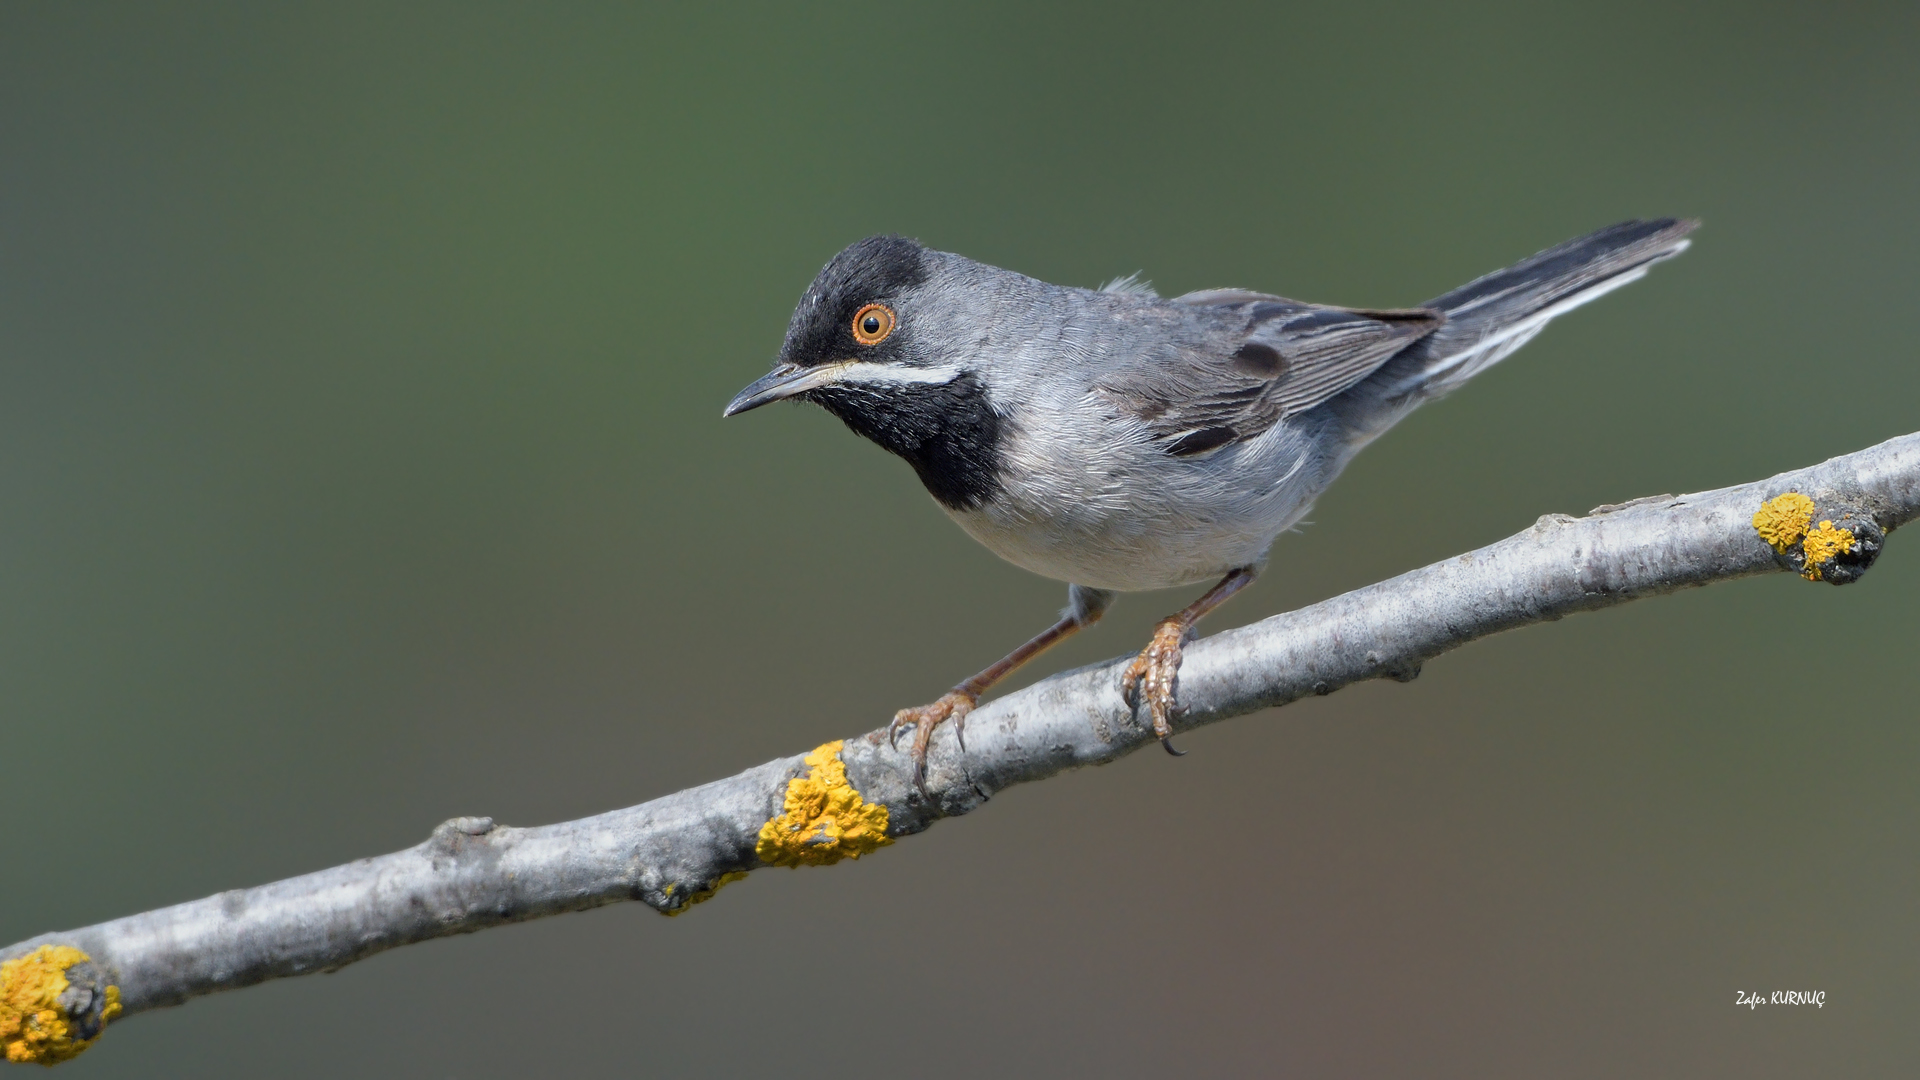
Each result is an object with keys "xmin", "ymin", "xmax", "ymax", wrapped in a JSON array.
[{"xmin": 3, "ymin": 3, "xmax": 1916, "ymax": 1076}]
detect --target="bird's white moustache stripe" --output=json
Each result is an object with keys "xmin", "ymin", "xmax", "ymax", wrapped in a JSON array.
[{"xmin": 833, "ymin": 361, "xmax": 963, "ymax": 386}]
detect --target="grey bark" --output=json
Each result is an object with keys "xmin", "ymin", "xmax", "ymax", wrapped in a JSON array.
[{"xmin": 6, "ymin": 431, "xmax": 1916, "ymax": 1030}]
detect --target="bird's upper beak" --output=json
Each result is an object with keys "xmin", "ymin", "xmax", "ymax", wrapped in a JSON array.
[{"xmin": 723, "ymin": 362, "xmax": 843, "ymax": 416}]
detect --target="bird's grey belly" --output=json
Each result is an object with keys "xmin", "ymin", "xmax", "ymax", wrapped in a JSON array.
[
  {"xmin": 946, "ymin": 506, "xmax": 1274, "ymax": 591},
  {"xmin": 945, "ymin": 424, "xmax": 1327, "ymax": 592}
]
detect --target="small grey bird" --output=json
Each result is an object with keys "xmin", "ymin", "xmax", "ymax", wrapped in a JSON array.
[{"xmin": 726, "ymin": 219, "xmax": 1696, "ymax": 785}]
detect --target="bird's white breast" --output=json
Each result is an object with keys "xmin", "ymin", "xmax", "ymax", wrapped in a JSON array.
[{"xmin": 944, "ymin": 388, "xmax": 1331, "ymax": 592}]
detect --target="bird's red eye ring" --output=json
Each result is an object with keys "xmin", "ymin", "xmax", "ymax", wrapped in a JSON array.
[{"xmin": 851, "ymin": 303, "xmax": 895, "ymax": 346}]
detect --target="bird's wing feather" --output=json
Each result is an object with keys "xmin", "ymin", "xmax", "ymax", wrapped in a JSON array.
[{"xmin": 1105, "ymin": 294, "xmax": 1441, "ymax": 457}]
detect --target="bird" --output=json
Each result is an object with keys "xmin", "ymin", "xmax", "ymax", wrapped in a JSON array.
[{"xmin": 725, "ymin": 219, "xmax": 1696, "ymax": 788}]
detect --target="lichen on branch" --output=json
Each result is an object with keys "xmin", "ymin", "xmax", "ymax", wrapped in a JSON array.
[
  {"xmin": 1, "ymin": 946, "xmax": 120, "ymax": 1065},
  {"xmin": 755, "ymin": 741, "xmax": 894, "ymax": 868},
  {"xmin": 1752, "ymin": 491, "xmax": 1816, "ymax": 553},
  {"xmin": 1750, "ymin": 490, "xmax": 1884, "ymax": 583}
]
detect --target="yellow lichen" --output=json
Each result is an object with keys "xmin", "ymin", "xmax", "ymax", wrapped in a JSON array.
[
  {"xmin": 1752, "ymin": 492, "xmax": 1816, "ymax": 553},
  {"xmin": 662, "ymin": 871, "xmax": 750, "ymax": 916},
  {"xmin": 1798, "ymin": 519, "xmax": 1855, "ymax": 580},
  {"xmin": 755, "ymin": 741, "xmax": 893, "ymax": 868},
  {"xmin": 1, "ymin": 946, "xmax": 121, "ymax": 1065}
]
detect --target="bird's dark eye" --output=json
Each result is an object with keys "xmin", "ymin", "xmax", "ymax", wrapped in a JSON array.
[{"xmin": 851, "ymin": 303, "xmax": 895, "ymax": 346}]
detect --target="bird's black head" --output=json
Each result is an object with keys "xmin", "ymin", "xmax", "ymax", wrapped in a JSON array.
[
  {"xmin": 724, "ymin": 235, "xmax": 1006, "ymax": 511},
  {"xmin": 776, "ymin": 234, "xmax": 930, "ymax": 371}
]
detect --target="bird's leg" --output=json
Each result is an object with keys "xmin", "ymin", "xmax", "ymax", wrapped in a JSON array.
[
  {"xmin": 886, "ymin": 585, "xmax": 1114, "ymax": 791},
  {"xmin": 1122, "ymin": 566, "xmax": 1260, "ymax": 756}
]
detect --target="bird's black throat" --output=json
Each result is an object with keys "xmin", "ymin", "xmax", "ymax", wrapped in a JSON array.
[{"xmin": 808, "ymin": 371, "xmax": 1004, "ymax": 511}]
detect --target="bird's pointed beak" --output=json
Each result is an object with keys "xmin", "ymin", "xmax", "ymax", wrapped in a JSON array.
[{"xmin": 723, "ymin": 362, "xmax": 843, "ymax": 417}]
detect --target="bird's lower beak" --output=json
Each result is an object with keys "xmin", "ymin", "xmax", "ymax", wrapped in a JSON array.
[{"xmin": 722, "ymin": 362, "xmax": 843, "ymax": 417}]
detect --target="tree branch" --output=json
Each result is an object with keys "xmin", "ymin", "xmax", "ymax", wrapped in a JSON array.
[{"xmin": 5, "ymin": 431, "xmax": 1916, "ymax": 1064}]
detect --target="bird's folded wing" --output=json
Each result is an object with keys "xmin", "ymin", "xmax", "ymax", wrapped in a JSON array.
[{"xmin": 1106, "ymin": 295, "xmax": 1441, "ymax": 457}]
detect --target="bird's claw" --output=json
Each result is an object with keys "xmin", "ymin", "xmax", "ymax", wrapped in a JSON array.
[
  {"xmin": 1122, "ymin": 618, "xmax": 1192, "ymax": 755},
  {"xmin": 888, "ymin": 689, "xmax": 977, "ymax": 792}
]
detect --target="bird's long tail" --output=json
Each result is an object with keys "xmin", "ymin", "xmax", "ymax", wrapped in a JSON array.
[{"xmin": 1332, "ymin": 218, "xmax": 1696, "ymax": 451}]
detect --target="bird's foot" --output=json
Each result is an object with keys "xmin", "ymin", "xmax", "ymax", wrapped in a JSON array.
[
  {"xmin": 1122, "ymin": 617, "xmax": 1194, "ymax": 755},
  {"xmin": 887, "ymin": 689, "xmax": 977, "ymax": 792}
]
